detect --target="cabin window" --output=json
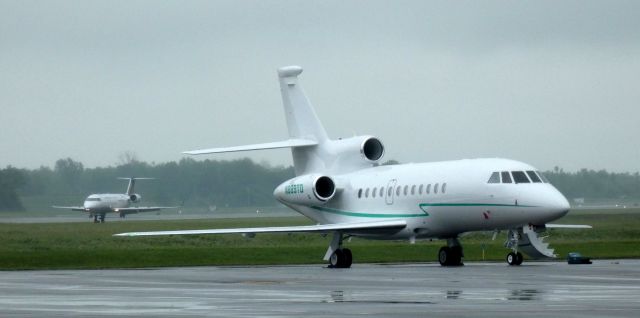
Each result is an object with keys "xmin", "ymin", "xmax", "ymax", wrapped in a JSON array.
[
  {"xmin": 380, "ymin": 187, "xmax": 384, "ymax": 197},
  {"xmin": 536, "ymin": 171, "xmax": 550, "ymax": 183},
  {"xmin": 358, "ymin": 189, "xmax": 362, "ymax": 198},
  {"xmin": 526, "ymin": 171, "xmax": 542, "ymax": 183},
  {"xmin": 418, "ymin": 184, "xmax": 423, "ymax": 194},
  {"xmin": 488, "ymin": 172, "xmax": 500, "ymax": 183},
  {"xmin": 365, "ymin": 188, "xmax": 370, "ymax": 198},
  {"xmin": 403, "ymin": 185, "xmax": 408, "ymax": 196},
  {"xmin": 442, "ymin": 183, "xmax": 447, "ymax": 193},
  {"xmin": 411, "ymin": 185, "xmax": 416, "ymax": 195},
  {"xmin": 512, "ymin": 171, "xmax": 530, "ymax": 183},
  {"xmin": 501, "ymin": 171, "xmax": 512, "ymax": 183},
  {"xmin": 86, "ymin": 197, "xmax": 101, "ymax": 201},
  {"xmin": 396, "ymin": 186, "xmax": 401, "ymax": 196},
  {"xmin": 426, "ymin": 184, "xmax": 431, "ymax": 194},
  {"xmin": 372, "ymin": 187, "xmax": 376, "ymax": 198},
  {"xmin": 387, "ymin": 186, "xmax": 393, "ymax": 197},
  {"xmin": 434, "ymin": 183, "xmax": 439, "ymax": 194}
]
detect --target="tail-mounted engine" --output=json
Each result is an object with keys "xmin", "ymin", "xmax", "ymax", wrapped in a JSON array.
[
  {"xmin": 274, "ymin": 174, "xmax": 336, "ymax": 206},
  {"xmin": 323, "ymin": 135, "xmax": 385, "ymax": 173},
  {"xmin": 129, "ymin": 194, "xmax": 142, "ymax": 203}
]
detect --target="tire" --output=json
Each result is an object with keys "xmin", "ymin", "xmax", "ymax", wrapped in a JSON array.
[
  {"xmin": 342, "ymin": 248, "xmax": 353, "ymax": 268},
  {"xmin": 507, "ymin": 252, "xmax": 517, "ymax": 266},
  {"xmin": 515, "ymin": 252, "xmax": 523, "ymax": 265},
  {"xmin": 330, "ymin": 249, "xmax": 344, "ymax": 268},
  {"xmin": 438, "ymin": 247, "xmax": 450, "ymax": 266},
  {"xmin": 450, "ymin": 246, "xmax": 463, "ymax": 266}
]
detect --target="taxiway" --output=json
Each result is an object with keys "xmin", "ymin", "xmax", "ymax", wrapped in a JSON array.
[{"xmin": 1, "ymin": 260, "xmax": 639, "ymax": 317}]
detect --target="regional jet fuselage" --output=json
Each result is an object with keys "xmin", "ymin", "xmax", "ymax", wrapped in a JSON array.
[{"xmin": 54, "ymin": 177, "xmax": 174, "ymax": 223}]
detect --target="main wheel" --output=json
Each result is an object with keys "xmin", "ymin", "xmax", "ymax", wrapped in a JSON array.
[
  {"xmin": 342, "ymin": 248, "xmax": 353, "ymax": 268},
  {"xmin": 507, "ymin": 252, "xmax": 517, "ymax": 266},
  {"xmin": 330, "ymin": 249, "xmax": 344, "ymax": 268},
  {"xmin": 450, "ymin": 246, "xmax": 463, "ymax": 266},
  {"xmin": 438, "ymin": 247, "xmax": 451, "ymax": 266}
]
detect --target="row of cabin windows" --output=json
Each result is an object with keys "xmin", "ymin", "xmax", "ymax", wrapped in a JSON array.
[
  {"xmin": 357, "ymin": 182, "xmax": 447, "ymax": 199},
  {"xmin": 487, "ymin": 170, "xmax": 548, "ymax": 184}
]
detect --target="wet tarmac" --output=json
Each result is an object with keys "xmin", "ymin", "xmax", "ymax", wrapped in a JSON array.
[{"xmin": 1, "ymin": 260, "xmax": 639, "ymax": 317}]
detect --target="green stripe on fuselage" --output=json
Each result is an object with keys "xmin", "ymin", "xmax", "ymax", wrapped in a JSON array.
[
  {"xmin": 310, "ymin": 206, "xmax": 428, "ymax": 218},
  {"xmin": 310, "ymin": 203, "xmax": 538, "ymax": 219},
  {"xmin": 419, "ymin": 203, "xmax": 537, "ymax": 208}
]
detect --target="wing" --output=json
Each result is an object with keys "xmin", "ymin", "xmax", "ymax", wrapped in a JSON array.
[
  {"xmin": 52, "ymin": 206, "xmax": 87, "ymax": 212},
  {"xmin": 183, "ymin": 138, "xmax": 317, "ymax": 155},
  {"xmin": 545, "ymin": 224, "xmax": 592, "ymax": 229},
  {"xmin": 114, "ymin": 219, "xmax": 407, "ymax": 237},
  {"xmin": 115, "ymin": 206, "xmax": 178, "ymax": 214}
]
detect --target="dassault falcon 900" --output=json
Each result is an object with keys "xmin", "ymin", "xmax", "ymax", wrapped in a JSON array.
[
  {"xmin": 54, "ymin": 177, "xmax": 176, "ymax": 223},
  {"xmin": 116, "ymin": 66, "xmax": 590, "ymax": 267}
]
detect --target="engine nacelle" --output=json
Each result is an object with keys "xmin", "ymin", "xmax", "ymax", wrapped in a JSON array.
[
  {"xmin": 323, "ymin": 136, "xmax": 384, "ymax": 173},
  {"xmin": 129, "ymin": 194, "xmax": 142, "ymax": 203},
  {"xmin": 274, "ymin": 174, "xmax": 336, "ymax": 206}
]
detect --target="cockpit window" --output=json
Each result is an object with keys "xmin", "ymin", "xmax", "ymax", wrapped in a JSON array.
[
  {"xmin": 536, "ymin": 171, "xmax": 550, "ymax": 183},
  {"xmin": 501, "ymin": 171, "xmax": 512, "ymax": 183},
  {"xmin": 526, "ymin": 171, "xmax": 542, "ymax": 183},
  {"xmin": 512, "ymin": 171, "xmax": 530, "ymax": 183},
  {"xmin": 488, "ymin": 172, "xmax": 500, "ymax": 183}
]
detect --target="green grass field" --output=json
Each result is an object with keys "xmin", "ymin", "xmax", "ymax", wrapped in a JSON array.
[{"xmin": 1, "ymin": 208, "xmax": 639, "ymax": 270}]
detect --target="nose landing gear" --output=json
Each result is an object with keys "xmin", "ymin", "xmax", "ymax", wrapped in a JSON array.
[{"xmin": 507, "ymin": 251, "xmax": 524, "ymax": 266}]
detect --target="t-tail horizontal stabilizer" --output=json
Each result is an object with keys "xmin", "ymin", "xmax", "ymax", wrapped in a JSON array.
[{"xmin": 183, "ymin": 139, "xmax": 318, "ymax": 155}]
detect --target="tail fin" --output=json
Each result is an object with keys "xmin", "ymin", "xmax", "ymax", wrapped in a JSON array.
[
  {"xmin": 277, "ymin": 66, "xmax": 328, "ymax": 175},
  {"xmin": 183, "ymin": 66, "xmax": 329, "ymax": 176},
  {"xmin": 117, "ymin": 177, "xmax": 154, "ymax": 195},
  {"xmin": 277, "ymin": 66, "xmax": 328, "ymax": 142}
]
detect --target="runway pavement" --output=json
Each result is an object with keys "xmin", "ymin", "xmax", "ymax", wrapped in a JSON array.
[{"xmin": 1, "ymin": 260, "xmax": 639, "ymax": 317}]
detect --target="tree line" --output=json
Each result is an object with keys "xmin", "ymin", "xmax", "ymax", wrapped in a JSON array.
[{"xmin": 1, "ymin": 159, "xmax": 639, "ymax": 212}]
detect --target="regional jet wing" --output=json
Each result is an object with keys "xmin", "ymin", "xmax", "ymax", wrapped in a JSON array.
[
  {"xmin": 114, "ymin": 219, "xmax": 407, "ymax": 237},
  {"xmin": 114, "ymin": 206, "xmax": 179, "ymax": 214},
  {"xmin": 52, "ymin": 206, "xmax": 87, "ymax": 211},
  {"xmin": 183, "ymin": 138, "xmax": 318, "ymax": 155}
]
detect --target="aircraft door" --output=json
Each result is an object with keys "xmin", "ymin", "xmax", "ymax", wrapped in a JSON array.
[{"xmin": 385, "ymin": 179, "xmax": 397, "ymax": 205}]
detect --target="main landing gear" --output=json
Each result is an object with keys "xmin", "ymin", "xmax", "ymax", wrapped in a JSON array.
[
  {"xmin": 92, "ymin": 214, "xmax": 106, "ymax": 223},
  {"xmin": 325, "ymin": 232, "xmax": 353, "ymax": 268},
  {"xmin": 438, "ymin": 238, "xmax": 464, "ymax": 266}
]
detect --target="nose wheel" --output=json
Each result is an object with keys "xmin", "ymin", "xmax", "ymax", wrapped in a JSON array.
[{"xmin": 507, "ymin": 252, "xmax": 523, "ymax": 266}]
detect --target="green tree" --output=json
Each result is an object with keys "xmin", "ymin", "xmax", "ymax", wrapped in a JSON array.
[{"xmin": 0, "ymin": 167, "xmax": 27, "ymax": 211}]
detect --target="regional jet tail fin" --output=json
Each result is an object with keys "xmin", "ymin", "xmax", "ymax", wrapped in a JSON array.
[
  {"xmin": 114, "ymin": 219, "xmax": 406, "ymax": 237},
  {"xmin": 117, "ymin": 177, "xmax": 155, "ymax": 195},
  {"xmin": 183, "ymin": 138, "xmax": 317, "ymax": 155}
]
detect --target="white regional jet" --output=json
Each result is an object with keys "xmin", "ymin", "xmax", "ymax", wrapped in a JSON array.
[
  {"xmin": 116, "ymin": 66, "xmax": 590, "ymax": 267},
  {"xmin": 54, "ymin": 177, "xmax": 175, "ymax": 223}
]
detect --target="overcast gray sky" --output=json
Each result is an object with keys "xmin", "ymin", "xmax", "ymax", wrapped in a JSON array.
[{"xmin": 1, "ymin": 0, "xmax": 639, "ymax": 172}]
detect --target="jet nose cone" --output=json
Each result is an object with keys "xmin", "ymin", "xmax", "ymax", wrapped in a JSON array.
[{"xmin": 548, "ymin": 188, "xmax": 570, "ymax": 219}]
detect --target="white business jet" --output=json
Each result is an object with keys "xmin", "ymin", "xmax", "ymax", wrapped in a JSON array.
[
  {"xmin": 54, "ymin": 177, "xmax": 175, "ymax": 223},
  {"xmin": 116, "ymin": 66, "xmax": 590, "ymax": 267}
]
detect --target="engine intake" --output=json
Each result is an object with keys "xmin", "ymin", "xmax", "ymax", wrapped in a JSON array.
[
  {"xmin": 361, "ymin": 137, "xmax": 384, "ymax": 162},
  {"xmin": 129, "ymin": 194, "xmax": 141, "ymax": 202},
  {"xmin": 274, "ymin": 174, "xmax": 337, "ymax": 206}
]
